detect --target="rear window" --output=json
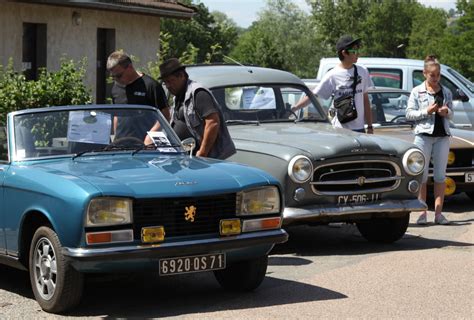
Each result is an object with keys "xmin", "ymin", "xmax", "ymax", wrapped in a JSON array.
[{"xmin": 368, "ymin": 68, "xmax": 402, "ymax": 89}]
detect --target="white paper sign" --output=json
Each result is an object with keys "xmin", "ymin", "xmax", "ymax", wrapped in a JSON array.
[
  {"xmin": 67, "ymin": 111, "xmax": 111, "ymax": 145},
  {"xmin": 147, "ymin": 131, "xmax": 171, "ymax": 146}
]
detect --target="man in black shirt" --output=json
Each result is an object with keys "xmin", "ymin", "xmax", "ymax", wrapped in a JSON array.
[{"xmin": 107, "ymin": 51, "xmax": 170, "ymax": 141}]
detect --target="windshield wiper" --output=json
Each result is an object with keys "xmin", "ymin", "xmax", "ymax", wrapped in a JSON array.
[
  {"xmin": 132, "ymin": 143, "xmax": 182, "ymax": 156},
  {"xmin": 225, "ymin": 120, "xmax": 260, "ymax": 125},
  {"xmin": 72, "ymin": 145, "xmax": 134, "ymax": 160}
]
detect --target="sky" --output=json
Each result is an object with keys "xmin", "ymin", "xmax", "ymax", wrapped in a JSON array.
[{"xmin": 198, "ymin": 0, "xmax": 458, "ymax": 28}]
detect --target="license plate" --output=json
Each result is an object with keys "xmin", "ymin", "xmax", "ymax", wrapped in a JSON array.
[
  {"xmin": 159, "ymin": 253, "xmax": 226, "ymax": 276},
  {"xmin": 337, "ymin": 193, "xmax": 380, "ymax": 205},
  {"xmin": 465, "ymin": 172, "xmax": 474, "ymax": 183}
]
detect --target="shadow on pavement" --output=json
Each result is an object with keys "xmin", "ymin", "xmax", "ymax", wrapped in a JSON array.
[{"xmin": 65, "ymin": 272, "xmax": 346, "ymax": 318}]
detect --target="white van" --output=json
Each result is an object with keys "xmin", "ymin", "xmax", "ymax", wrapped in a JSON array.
[{"xmin": 316, "ymin": 57, "xmax": 474, "ymax": 130}]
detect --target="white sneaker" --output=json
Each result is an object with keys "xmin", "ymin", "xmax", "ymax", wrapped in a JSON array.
[
  {"xmin": 416, "ymin": 212, "xmax": 428, "ymax": 225},
  {"xmin": 435, "ymin": 214, "xmax": 450, "ymax": 225}
]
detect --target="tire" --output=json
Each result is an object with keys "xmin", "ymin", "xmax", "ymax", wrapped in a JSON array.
[
  {"xmin": 356, "ymin": 213, "xmax": 410, "ymax": 243},
  {"xmin": 214, "ymin": 255, "xmax": 268, "ymax": 292},
  {"xmin": 29, "ymin": 226, "xmax": 84, "ymax": 313},
  {"xmin": 466, "ymin": 192, "xmax": 474, "ymax": 202}
]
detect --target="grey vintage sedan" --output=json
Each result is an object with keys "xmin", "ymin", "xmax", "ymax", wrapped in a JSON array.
[{"xmin": 185, "ymin": 65, "xmax": 427, "ymax": 243}]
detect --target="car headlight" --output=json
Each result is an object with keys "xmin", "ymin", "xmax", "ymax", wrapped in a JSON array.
[
  {"xmin": 288, "ymin": 155, "xmax": 313, "ymax": 183},
  {"xmin": 402, "ymin": 148, "xmax": 425, "ymax": 176},
  {"xmin": 237, "ymin": 186, "xmax": 281, "ymax": 216},
  {"xmin": 86, "ymin": 198, "xmax": 132, "ymax": 227}
]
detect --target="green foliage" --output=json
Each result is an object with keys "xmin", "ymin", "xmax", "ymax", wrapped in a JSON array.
[
  {"xmin": 0, "ymin": 58, "xmax": 92, "ymax": 123},
  {"xmin": 231, "ymin": 0, "xmax": 321, "ymax": 78},
  {"xmin": 439, "ymin": 0, "xmax": 474, "ymax": 81},
  {"xmin": 160, "ymin": 2, "xmax": 238, "ymax": 63}
]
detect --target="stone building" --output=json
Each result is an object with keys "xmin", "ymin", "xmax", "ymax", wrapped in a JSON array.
[{"xmin": 0, "ymin": 0, "xmax": 195, "ymax": 102}]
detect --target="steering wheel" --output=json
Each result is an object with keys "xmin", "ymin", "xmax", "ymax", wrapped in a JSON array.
[
  {"xmin": 111, "ymin": 136, "xmax": 144, "ymax": 146},
  {"xmin": 283, "ymin": 103, "xmax": 298, "ymax": 119},
  {"xmin": 389, "ymin": 115, "xmax": 407, "ymax": 123}
]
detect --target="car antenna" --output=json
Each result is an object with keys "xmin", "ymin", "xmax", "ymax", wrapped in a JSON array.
[{"xmin": 223, "ymin": 55, "xmax": 253, "ymax": 73}]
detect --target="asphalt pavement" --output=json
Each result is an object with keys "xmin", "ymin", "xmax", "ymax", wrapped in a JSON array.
[{"xmin": 0, "ymin": 193, "xmax": 472, "ymax": 319}]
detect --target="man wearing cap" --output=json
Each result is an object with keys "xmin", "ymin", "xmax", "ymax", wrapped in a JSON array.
[
  {"xmin": 107, "ymin": 51, "xmax": 171, "ymax": 142},
  {"xmin": 152, "ymin": 58, "xmax": 235, "ymax": 159},
  {"xmin": 292, "ymin": 35, "xmax": 374, "ymax": 133}
]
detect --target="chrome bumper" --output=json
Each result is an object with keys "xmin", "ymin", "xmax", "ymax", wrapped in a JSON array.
[
  {"xmin": 283, "ymin": 199, "xmax": 427, "ymax": 224},
  {"xmin": 62, "ymin": 229, "xmax": 288, "ymax": 261}
]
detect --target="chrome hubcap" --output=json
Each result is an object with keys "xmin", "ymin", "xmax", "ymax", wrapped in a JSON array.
[{"xmin": 33, "ymin": 237, "xmax": 57, "ymax": 300}]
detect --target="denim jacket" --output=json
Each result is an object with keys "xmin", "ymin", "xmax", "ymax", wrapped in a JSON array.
[{"xmin": 405, "ymin": 82, "xmax": 453, "ymax": 135}]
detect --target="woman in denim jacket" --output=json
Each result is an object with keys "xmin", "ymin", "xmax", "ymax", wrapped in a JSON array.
[{"xmin": 406, "ymin": 55, "xmax": 453, "ymax": 225}]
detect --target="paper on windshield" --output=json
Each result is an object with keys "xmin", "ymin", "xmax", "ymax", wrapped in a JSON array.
[{"xmin": 67, "ymin": 111, "xmax": 111, "ymax": 145}]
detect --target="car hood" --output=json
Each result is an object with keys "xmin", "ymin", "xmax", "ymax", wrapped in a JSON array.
[
  {"xmin": 228, "ymin": 122, "xmax": 413, "ymax": 160},
  {"xmin": 375, "ymin": 126, "xmax": 474, "ymax": 149},
  {"xmin": 28, "ymin": 154, "xmax": 273, "ymax": 197}
]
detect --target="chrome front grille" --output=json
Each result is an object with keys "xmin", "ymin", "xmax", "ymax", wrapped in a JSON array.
[{"xmin": 311, "ymin": 160, "xmax": 402, "ymax": 195}]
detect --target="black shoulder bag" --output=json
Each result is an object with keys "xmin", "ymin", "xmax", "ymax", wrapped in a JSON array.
[{"xmin": 333, "ymin": 65, "xmax": 359, "ymax": 124}]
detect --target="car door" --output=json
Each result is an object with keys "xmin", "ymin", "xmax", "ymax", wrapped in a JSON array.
[{"xmin": 0, "ymin": 125, "xmax": 9, "ymax": 253}]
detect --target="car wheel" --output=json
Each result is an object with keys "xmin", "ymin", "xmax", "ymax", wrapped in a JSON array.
[
  {"xmin": 214, "ymin": 255, "xmax": 268, "ymax": 291},
  {"xmin": 466, "ymin": 192, "xmax": 474, "ymax": 202},
  {"xmin": 29, "ymin": 226, "xmax": 84, "ymax": 313},
  {"xmin": 356, "ymin": 213, "xmax": 410, "ymax": 243}
]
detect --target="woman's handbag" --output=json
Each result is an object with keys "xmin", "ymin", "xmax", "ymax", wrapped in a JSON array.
[{"xmin": 333, "ymin": 65, "xmax": 359, "ymax": 124}]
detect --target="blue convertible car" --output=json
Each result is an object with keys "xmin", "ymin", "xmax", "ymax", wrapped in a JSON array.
[{"xmin": 0, "ymin": 105, "xmax": 287, "ymax": 313}]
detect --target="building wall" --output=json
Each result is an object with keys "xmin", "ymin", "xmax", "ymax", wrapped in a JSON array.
[{"xmin": 0, "ymin": 2, "xmax": 162, "ymax": 101}]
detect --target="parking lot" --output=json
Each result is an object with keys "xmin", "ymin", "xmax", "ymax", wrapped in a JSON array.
[{"xmin": 0, "ymin": 194, "xmax": 471, "ymax": 319}]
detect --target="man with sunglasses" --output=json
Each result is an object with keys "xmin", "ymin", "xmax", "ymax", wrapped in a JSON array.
[
  {"xmin": 292, "ymin": 35, "xmax": 373, "ymax": 133},
  {"xmin": 319, "ymin": 35, "xmax": 373, "ymax": 133},
  {"xmin": 106, "ymin": 51, "xmax": 171, "ymax": 142}
]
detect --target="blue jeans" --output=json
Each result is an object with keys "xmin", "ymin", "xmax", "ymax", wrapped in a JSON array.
[{"xmin": 414, "ymin": 135, "xmax": 450, "ymax": 183}]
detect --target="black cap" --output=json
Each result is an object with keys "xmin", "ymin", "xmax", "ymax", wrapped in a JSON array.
[
  {"xmin": 336, "ymin": 35, "xmax": 361, "ymax": 52},
  {"xmin": 159, "ymin": 58, "xmax": 186, "ymax": 79}
]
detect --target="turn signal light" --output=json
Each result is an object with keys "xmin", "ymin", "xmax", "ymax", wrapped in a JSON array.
[
  {"xmin": 86, "ymin": 230, "xmax": 133, "ymax": 245},
  {"xmin": 242, "ymin": 217, "xmax": 282, "ymax": 232}
]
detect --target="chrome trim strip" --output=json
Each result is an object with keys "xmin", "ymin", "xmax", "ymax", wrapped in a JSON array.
[{"xmin": 283, "ymin": 199, "xmax": 427, "ymax": 223}]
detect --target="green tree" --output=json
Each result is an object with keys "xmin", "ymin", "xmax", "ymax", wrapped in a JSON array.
[
  {"xmin": 406, "ymin": 6, "xmax": 447, "ymax": 59},
  {"xmin": 362, "ymin": 1, "xmax": 420, "ymax": 58},
  {"xmin": 231, "ymin": 0, "xmax": 321, "ymax": 78},
  {"xmin": 160, "ymin": 1, "xmax": 238, "ymax": 63},
  {"xmin": 440, "ymin": 0, "xmax": 474, "ymax": 80}
]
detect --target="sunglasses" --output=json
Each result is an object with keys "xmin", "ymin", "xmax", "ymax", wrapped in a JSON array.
[
  {"xmin": 346, "ymin": 48, "xmax": 361, "ymax": 54},
  {"xmin": 110, "ymin": 71, "xmax": 125, "ymax": 79}
]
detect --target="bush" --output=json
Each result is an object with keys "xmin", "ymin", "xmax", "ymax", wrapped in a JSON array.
[{"xmin": 0, "ymin": 58, "xmax": 92, "ymax": 123}]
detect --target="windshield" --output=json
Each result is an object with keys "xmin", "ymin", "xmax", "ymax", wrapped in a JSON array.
[
  {"xmin": 447, "ymin": 68, "xmax": 474, "ymax": 94},
  {"xmin": 210, "ymin": 85, "xmax": 326, "ymax": 123},
  {"xmin": 12, "ymin": 107, "xmax": 181, "ymax": 160}
]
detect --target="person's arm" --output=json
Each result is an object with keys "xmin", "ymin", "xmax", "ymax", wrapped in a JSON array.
[
  {"xmin": 144, "ymin": 121, "xmax": 161, "ymax": 145},
  {"xmin": 196, "ymin": 113, "xmax": 219, "ymax": 157},
  {"xmin": 437, "ymin": 89, "xmax": 453, "ymax": 119},
  {"xmin": 406, "ymin": 88, "xmax": 437, "ymax": 120},
  {"xmin": 160, "ymin": 107, "xmax": 171, "ymax": 122},
  {"xmin": 150, "ymin": 77, "xmax": 172, "ymax": 122},
  {"xmin": 363, "ymin": 92, "xmax": 373, "ymax": 134}
]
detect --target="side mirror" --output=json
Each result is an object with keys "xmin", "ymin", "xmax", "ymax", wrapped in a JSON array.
[
  {"xmin": 181, "ymin": 137, "xmax": 196, "ymax": 157},
  {"xmin": 455, "ymin": 89, "xmax": 469, "ymax": 102}
]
